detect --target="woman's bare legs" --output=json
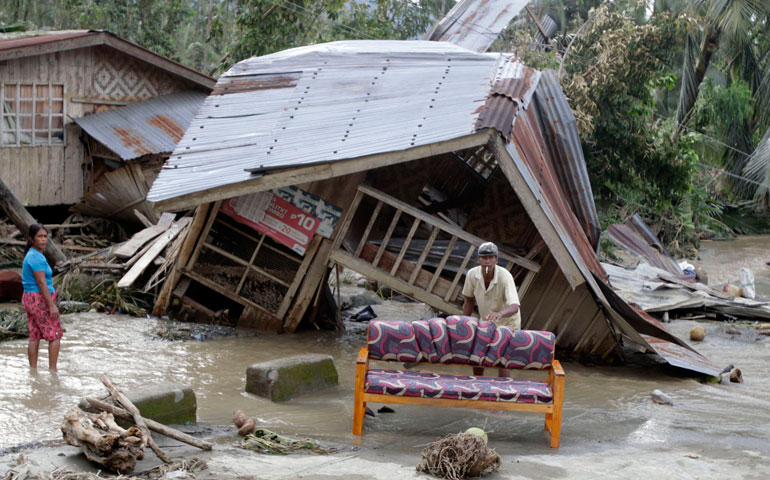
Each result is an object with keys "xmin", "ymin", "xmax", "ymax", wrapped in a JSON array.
[
  {"xmin": 28, "ymin": 339, "xmax": 40, "ymax": 368},
  {"xmin": 48, "ymin": 338, "xmax": 60, "ymax": 371}
]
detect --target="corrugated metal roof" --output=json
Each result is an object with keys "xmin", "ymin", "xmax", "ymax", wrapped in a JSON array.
[
  {"xmin": 507, "ymin": 107, "xmax": 607, "ymax": 283},
  {"xmin": 533, "ymin": 70, "xmax": 601, "ymax": 249},
  {"xmin": 74, "ymin": 91, "xmax": 207, "ymax": 161},
  {"xmin": 423, "ymin": 0, "xmax": 530, "ymax": 52},
  {"xmin": 534, "ymin": 14, "xmax": 558, "ymax": 45},
  {"xmin": 148, "ymin": 41, "xmax": 531, "ymax": 203},
  {"xmin": 476, "ymin": 60, "xmax": 541, "ymax": 138},
  {"xmin": 0, "ymin": 30, "xmax": 93, "ymax": 50},
  {"xmin": 605, "ymin": 214, "xmax": 683, "ymax": 275},
  {"xmin": 641, "ymin": 334, "xmax": 721, "ymax": 376}
]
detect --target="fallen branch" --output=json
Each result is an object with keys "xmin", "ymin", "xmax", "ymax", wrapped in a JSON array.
[
  {"xmin": 87, "ymin": 397, "xmax": 213, "ymax": 451},
  {"xmin": 99, "ymin": 375, "xmax": 171, "ymax": 463}
]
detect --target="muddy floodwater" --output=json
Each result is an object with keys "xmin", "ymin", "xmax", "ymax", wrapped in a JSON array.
[
  {"xmin": 1, "ymin": 237, "xmax": 770, "ymax": 478},
  {"xmin": 699, "ymin": 235, "xmax": 770, "ymax": 297}
]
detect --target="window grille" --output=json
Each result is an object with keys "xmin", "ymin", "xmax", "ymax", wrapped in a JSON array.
[
  {"xmin": 457, "ymin": 146, "xmax": 497, "ymax": 180},
  {"xmin": 1, "ymin": 83, "xmax": 65, "ymax": 147}
]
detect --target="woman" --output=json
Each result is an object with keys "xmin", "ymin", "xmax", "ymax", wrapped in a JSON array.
[{"xmin": 21, "ymin": 224, "xmax": 62, "ymax": 371}]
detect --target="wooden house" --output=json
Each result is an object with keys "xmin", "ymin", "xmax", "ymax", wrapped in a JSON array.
[
  {"xmin": 145, "ymin": 40, "xmax": 720, "ymax": 377},
  {"xmin": 0, "ymin": 30, "xmax": 214, "ymax": 209}
]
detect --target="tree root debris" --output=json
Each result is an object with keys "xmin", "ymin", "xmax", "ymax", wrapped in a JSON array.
[{"xmin": 416, "ymin": 433, "xmax": 501, "ymax": 480}]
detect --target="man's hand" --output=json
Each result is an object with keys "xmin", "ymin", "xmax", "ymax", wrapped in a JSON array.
[{"xmin": 485, "ymin": 311, "xmax": 503, "ymax": 322}]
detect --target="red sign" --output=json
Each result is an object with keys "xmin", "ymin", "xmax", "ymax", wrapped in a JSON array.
[{"xmin": 222, "ymin": 193, "xmax": 320, "ymax": 255}]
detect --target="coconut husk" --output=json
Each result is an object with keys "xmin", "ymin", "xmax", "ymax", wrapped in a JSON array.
[{"xmin": 416, "ymin": 432, "xmax": 500, "ymax": 480}]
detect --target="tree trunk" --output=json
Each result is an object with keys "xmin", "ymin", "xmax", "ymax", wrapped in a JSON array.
[
  {"xmin": 0, "ymin": 178, "xmax": 67, "ymax": 267},
  {"xmin": 673, "ymin": 24, "xmax": 720, "ymax": 140}
]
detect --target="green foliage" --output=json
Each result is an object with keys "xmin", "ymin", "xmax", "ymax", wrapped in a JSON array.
[
  {"xmin": 692, "ymin": 78, "xmax": 755, "ymax": 139},
  {"xmin": 226, "ymin": 0, "xmax": 444, "ymax": 70}
]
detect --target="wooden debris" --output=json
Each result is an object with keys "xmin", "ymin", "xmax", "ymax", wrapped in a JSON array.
[
  {"xmin": 100, "ymin": 374, "xmax": 171, "ymax": 464},
  {"xmin": 657, "ymin": 272, "xmax": 734, "ymax": 300},
  {"xmin": 118, "ymin": 217, "xmax": 191, "ymax": 289},
  {"xmin": 86, "ymin": 397, "xmax": 213, "ymax": 451},
  {"xmin": 60, "ymin": 407, "xmax": 145, "ymax": 473},
  {"xmin": 113, "ymin": 212, "xmax": 175, "ymax": 259},
  {"xmin": 0, "ymin": 178, "xmax": 66, "ymax": 266}
]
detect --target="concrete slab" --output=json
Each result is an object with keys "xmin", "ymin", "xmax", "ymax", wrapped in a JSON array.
[
  {"xmin": 80, "ymin": 383, "xmax": 197, "ymax": 425},
  {"xmin": 246, "ymin": 354, "xmax": 338, "ymax": 402}
]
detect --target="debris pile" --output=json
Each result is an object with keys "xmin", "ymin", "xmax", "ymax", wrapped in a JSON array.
[
  {"xmin": 603, "ymin": 262, "xmax": 770, "ymax": 321},
  {"xmin": 416, "ymin": 431, "xmax": 500, "ymax": 480},
  {"xmin": 0, "ymin": 308, "xmax": 28, "ymax": 341},
  {"xmin": 61, "ymin": 375, "xmax": 212, "ymax": 474}
]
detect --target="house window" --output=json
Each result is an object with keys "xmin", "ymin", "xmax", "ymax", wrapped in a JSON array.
[
  {"xmin": 1, "ymin": 83, "xmax": 65, "ymax": 146},
  {"xmin": 457, "ymin": 146, "xmax": 498, "ymax": 180}
]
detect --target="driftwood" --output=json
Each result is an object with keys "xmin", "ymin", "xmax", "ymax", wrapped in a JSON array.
[
  {"xmin": 87, "ymin": 397, "xmax": 213, "ymax": 451},
  {"xmin": 60, "ymin": 407, "xmax": 145, "ymax": 473},
  {"xmin": 100, "ymin": 375, "xmax": 171, "ymax": 464}
]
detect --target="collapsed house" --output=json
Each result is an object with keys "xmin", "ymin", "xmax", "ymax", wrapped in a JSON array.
[
  {"xmin": 0, "ymin": 30, "xmax": 213, "ymax": 222},
  {"xmin": 145, "ymin": 39, "xmax": 720, "ymax": 377}
]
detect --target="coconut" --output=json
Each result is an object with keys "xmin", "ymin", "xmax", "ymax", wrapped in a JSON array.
[{"xmin": 464, "ymin": 427, "xmax": 488, "ymax": 444}]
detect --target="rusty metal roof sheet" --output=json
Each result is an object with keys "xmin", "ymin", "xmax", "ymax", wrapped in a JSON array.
[
  {"xmin": 533, "ymin": 70, "xmax": 601, "ymax": 249},
  {"xmin": 148, "ymin": 41, "xmax": 537, "ymax": 203},
  {"xmin": 424, "ymin": 0, "xmax": 530, "ymax": 52},
  {"xmin": 534, "ymin": 14, "xmax": 558, "ymax": 45},
  {"xmin": 605, "ymin": 214, "xmax": 683, "ymax": 275},
  {"xmin": 507, "ymin": 106, "xmax": 607, "ymax": 283},
  {"xmin": 74, "ymin": 91, "xmax": 207, "ymax": 161},
  {"xmin": 640, "ymin": 335, "xmax": 721, "ymax": 376}
]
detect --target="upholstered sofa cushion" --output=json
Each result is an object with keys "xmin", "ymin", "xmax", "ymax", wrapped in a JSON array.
[
  {"xmin": 364, "ymin": 369, "xmax": 553, "ymax": 403},
  {"xmin": 367, "ymin": 316, "xmax": 555, "ymax": 369}
]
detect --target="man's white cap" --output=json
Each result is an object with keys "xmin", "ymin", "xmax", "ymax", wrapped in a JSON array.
[{"xmin": 477, "ymin": 242, "xmax": 498, "ymax": 256}]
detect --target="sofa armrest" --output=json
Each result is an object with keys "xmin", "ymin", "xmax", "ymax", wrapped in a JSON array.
[
  {"xmin": 552, "ymin": 360, "xmax": 565, "ymax": 376},
  {"xmin": 356, "ymin": 347, "xmax": 369, "ymax": 365}
]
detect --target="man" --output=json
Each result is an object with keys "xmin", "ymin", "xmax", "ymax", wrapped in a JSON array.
[{"xmin": 461, "ymin": 241, "xmax": 520, "ymax": 377}]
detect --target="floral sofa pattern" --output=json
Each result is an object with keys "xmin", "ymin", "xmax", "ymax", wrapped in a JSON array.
[
  {"xmin": 365, "ymin": 369, "xmax": 553, "ymax": 403},
  {"xmin": 367, "ymin": 315, "xmax": 555, "ymax": 369}
]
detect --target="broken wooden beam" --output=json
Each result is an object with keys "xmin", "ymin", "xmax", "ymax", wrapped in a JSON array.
[
  {"xmin": 86, "ymin": 397, "xmax": 213, "ymax": 451},
  {"xmin": 113, "ymin": 212, "xmax": 175, "ymax": 259},
  {"xmin": 100, "ymin": 375, "xmax": 170, "ymax": 464},
  {"xmin": 118, "ymin": 218, "xmax": 191, "ymax": 289},
  {"xmin": 0, "ymin": 178, "xmax": 66, "ymax": 266}
]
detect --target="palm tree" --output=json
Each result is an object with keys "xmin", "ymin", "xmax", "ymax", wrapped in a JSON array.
[{"xmin": 672, "ymin": 0, "xmax": 770, "ymax": 206}]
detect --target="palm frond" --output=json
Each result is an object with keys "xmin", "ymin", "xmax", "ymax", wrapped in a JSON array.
[
  {"xmin": 674, "ymin": 31, "xmax": 701, "ymax": 135},
  {"xmin": 743, "ymin": 127, "xmax": 770, "ymax": 208}
]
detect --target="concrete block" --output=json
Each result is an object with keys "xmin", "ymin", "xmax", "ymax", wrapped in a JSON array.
[
  {"xmin": 246, "ymin": 354, "xmax": 338, "ymax": 402},
  {"xmin": 126, "ymin": 383, "xmax": 197, "ymax": 425},
  {"xmin": 78, "ymin": 383, "xmax": 196, "ymax": 425}
]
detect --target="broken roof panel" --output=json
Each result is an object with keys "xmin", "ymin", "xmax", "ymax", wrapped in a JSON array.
[
  {"xmin": 533, "ymin": 70, "xmax": 601, "ymax": 249},
  {"xmin": 424, "ymin": 0, "xmax": 530, "ymax": 52},
  {"xmin": 74, "ymin": 91, "xmax": 207, "ymax": 160},
  {"xmin": 148, "ymin": 41, "xmax": 536, "ymax": 204},
  {"xmin": 605, "ymin": 214, "xmax": 683, "ymax": 275}
]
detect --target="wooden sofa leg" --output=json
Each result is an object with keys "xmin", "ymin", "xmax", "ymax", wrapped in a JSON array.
[
  {"xmin": 353, "ymin": 347, "xmax": 368, "ymax": 435},
  {"xmin": 353, "ymin": 392, "xmax": 366, "ymax": 435},
  {"xmin": 544, "ymin": 414, "xmax": 552, "ymax": 432}
]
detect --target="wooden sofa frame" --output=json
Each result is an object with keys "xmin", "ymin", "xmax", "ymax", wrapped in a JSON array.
[{"xmin": 352, "ymin": 345, "xmax": 565, "ymax": 448}]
